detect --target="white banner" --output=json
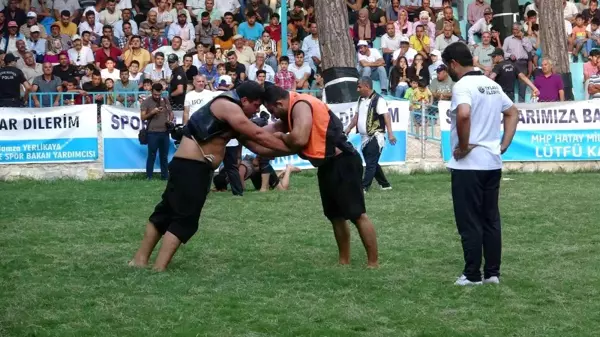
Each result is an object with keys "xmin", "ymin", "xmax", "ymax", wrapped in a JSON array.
[{"xmin": 0, "ymin": 105, "xmax": 98, "ymax": 164}]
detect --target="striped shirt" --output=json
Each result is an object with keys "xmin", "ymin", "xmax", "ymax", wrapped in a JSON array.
[{"xmin": 589, "ymin": 75, "xmax": 600, "ymax": 99}]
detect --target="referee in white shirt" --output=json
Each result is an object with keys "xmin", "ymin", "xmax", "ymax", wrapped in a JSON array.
[{"xmin": 441, "ymin": 42, "xmax": 519, "ymax": 286}]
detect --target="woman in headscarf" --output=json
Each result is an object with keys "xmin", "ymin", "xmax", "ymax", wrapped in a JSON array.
[
  {"xmin": 394, "ymin": 9, "xmax": 413, "ymax": 36},
  {"xmin": 353, "ymin": 8, "xmax": 376, "ymax": 46}
]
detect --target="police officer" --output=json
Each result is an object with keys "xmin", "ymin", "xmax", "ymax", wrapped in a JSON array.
[
  {"xmin": 0, "ymin": 54, "xmax": 31, "ymax": 107},
  {"xmin": 167, "ymin": 54, "xmax": 187, "ymax": 110},
  {"xmin": 488, "ymin": 48, "xmax": 539, "ymax": 102}
]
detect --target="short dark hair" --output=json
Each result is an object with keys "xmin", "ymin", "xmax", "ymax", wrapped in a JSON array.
[
  {"xmin": 256, "ymin": 69, "xmax": 267, "ymax": 76},
  {"xmin": 105, "ymin": 57, "xmax": 116, "ymax": 63},
  {"xmin": 131, "ymin": 60, "xmax": 140, "ymax": 67},
  {"xmin": 227, "ymin": 51, "xmax": 236, "ymax": 57},
  {"xmin": 123, "ymin": 21, "xmax": 132, "ymax": 28},
  {"xmin": 593, "ymin": 17, "xmax": 600, "ymax": 26},
  {"xmin": 101, "ymin": 36, "xmax": 110, "ymax": 42},
  {"xmin": 415, "ymin": 24, "xmax": 424, "ymax": 31},
  {"xmin": 294, "ymin": 0, "xmax": 304, "ymax": 7},
  {"xmin": 85, "ymin": 10, "xmax": 95, "ymax": 17},
  {"xmin": 143, "ymin": 78, "xmax": 153, "ymax": 85},
  {"xmin": 291, "ymin": 38, "xmax": 301, "ymax": 44},
  {"xmin": 152, "ymin": 83, "xmax": 163, "ymax": 91},
  {"xmin": 120, "ymin": 67, "xmax": 129, "ymax": 73},
  {"xmin": 85, "ymin": 64, "xmax": 96, "ymax": 71},
  {"xmin": 61, "ymin": 10, "xmax": 70, "ymax": 17},
  {"xmin": 527, "ymin": 10, "xmax": 537, "ymax": 18},
  {"xmin": 441, "ymin": 42, "xmax": 473, "ymax": 67},
  {"xmin": 246, "ymin": 10, "xmax": 257, "ymax": 18},
  {"xmin": 224, "ymin": 11, "xmax": 234, "ymax": 17},
  {"xmin": 236, "ymin": 81, "xmax": 266, "ymax": 101},
  {"xmin": 294, "ymin": 50, "xmax": 305, "ymax": 57},
  {"xmin": 92, "ymin": 70, "xmax": 101, "ymax": 77},
  {"xmin": 272, "ymin": 13, "xmax": 280, "ymax": 20},
  {"xmin": 201, "ymin": 11, "xmax": 210, "ymax": 18},
  {"xmin": 263, "ymin": 85, "xmax": 289, "ymax": 105},
  {"xmin": 417, "ymin": 79, "xmax": 428, "ymax": 88},
  {"xmin": 576, "ymin": 13, "xmax": 584, "ymax": 20},
  {"xmin": 103, "ymin": 25, "xmax": 113, "ymax": 31},
  {"xmin": 279, "ymin": 56, "xmax": 290, "ymax": 63},
  {"xmin": 591, "ymin": 49, "xmax": 600, "ymax": 57}
]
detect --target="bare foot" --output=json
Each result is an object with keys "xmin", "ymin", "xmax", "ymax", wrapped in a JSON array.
[
  {"xmin": 367, "ymin": 263, "xmax": 379, "ymax": 269},
  {"xmin": 259, "ymin": 188, "xmax": 268, "ymax": 192},
  {"xmin": 152, "ymin": 265, "xmax": 167, "ymax": 272},
  {"xmin": 128, "ymin": 259, "xmax": 148, "ymax": 268},
  {"xmin": 338, "ymin": 259, "xmax": 350, "ymax": 265}
]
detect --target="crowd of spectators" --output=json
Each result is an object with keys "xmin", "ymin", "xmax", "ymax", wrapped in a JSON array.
[{"xmin": 0, "ymin": 0, "xmax": 596, "ymax": 110}]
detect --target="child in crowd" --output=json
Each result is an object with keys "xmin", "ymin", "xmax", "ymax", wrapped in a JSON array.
[
  {"xmin": 128, "ymin": 60, "xmax": 143, "ymax": 87},
  {"xmin": 410, "ymin": 79, "xmax": 432, "ymax": 136},
  {"xmin": 309, "ymin": 71, "xmax": 324, "ymax": 99},
  {"xmin": 64, "ymin": 78, "xmax": 90, "ymax": 105},
  {"xmin": 274, "ymin": 56, "xmax": 296, "ymax": 91},
  {"xmin": 587, "ymin": 18, "xmax": 600, "ymax": 55},
  {"xmin": 105, "ymin": 78, "xmax": 115, "ymax": 104},
  {"xmin": 101, "ymin": 57, "xmax": 120, "ymax": 81},
  {"xmin": 136, "ymin": 79, "xmax": 153, "ymax": 107},
  {"xmin": 213, "ymin": 63, "xmax": 227, "ymax": 90},
  {"xmin": 571, "ymin": 14, "xmax": 590, "ymax": 62},
  {"xmin": 404, "ymin": 77, "xmax": 418, "ymax": 101},
  {"xmin": 227, "ymin": 69, "xmax": 240, "ymax": 89},
  {"xmin": 80, "ymin": 64, "xmax": 96, "ymax": 87}
]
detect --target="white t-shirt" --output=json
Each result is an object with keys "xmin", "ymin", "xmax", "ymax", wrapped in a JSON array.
[
  {"xmin": 380, "ymin": 34, "xmax": 402, "ymax": 52},
  {"xmin": 357, "ymin": 48, "xmax": 383, "ymax": 63},
  {"xmin": 356, "ymin": 95, "xmax": 388, "ymax": 138},
  {"xmin": 392, "ymin": 48, "xmax": 418, "ymax": 66},
  {"xmin": 184, "ymin": 89, "xmax": 219, "ymax": 115},
  {"xmin": 67, "ymin": 47, "xmax": 95, "ymax": 66},
  {"xmin": 100, "ymin": 9, "xmax": 122, "ymax": 26},
  {"xmin": 247, "ymin": 63, "xmax": 275, "ymax": 82},
  {"xmin": 143, "ymin": 63, "xmax": 172, "ymax": 82},
  {"xmin": 563, "ymin": 1, "xmax": 579, "ymax": 20},
  {"xmin": 100, "ymin": 68, "xmax": 121, "ymax": 81},
  {"xmin": 447, "ymin": 73, "xmax": 513, "ymax": 170},
  {"xmin": 288, "ymin": 62, "xmax": 311, "ymax": 80}
]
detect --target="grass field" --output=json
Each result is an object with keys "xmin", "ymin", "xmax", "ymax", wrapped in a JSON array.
[{"xmin": 1, "ymin": 172, "xmax": 600, "ymax": 337}]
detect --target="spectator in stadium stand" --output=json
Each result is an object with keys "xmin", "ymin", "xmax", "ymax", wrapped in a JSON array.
[
  {"xmin": 113, "ymin": 67, "xmax": 139, "ymax": 107},
  {"xmin": 182, "ymin": 54, "xmax": 199, "ymax": 85},
  {"xmin": 489, "ymin": 48, "xmax": 539, "ymax": 102},
  {"xmin": 167, "ymin": 53, "xmax": 187, "ymax": 108},
  {"xmin": 274, "ymin": 55, "xmax": 296, "ymax": 91},
  {"xmin": 226, "ymin": 50, "xmax": 247, "ymax": 80},
  {"xmin": 140, "ymin": 82, "xmax": 173, "ymax": 180},
  {"xmin": 215, "ymin": 0, "xmax": 241, "ymax": 21},
  {"xmin": 466, "ymin": 0, "xmax": 490, "ymax": 34},
  {"xmin": 27, "ymin": 26, "xmax": 46, "ymax": 63},
  {"xmin": 357, "ymin": 40, "xmax": 389, "ymax": 94},
  {"xmin": 95, "ymin": 36, "xmax": 122, "ymax": 69},
  {"xmin": 407, "ymin": 53, "xmax": 430, "ymax": 84},
  {"xmin": 53, "ymin": 53, "xmax": 79, "ymax": 86},
  {"xmin": 67, "ymin": 35, "xmax": 95, "ymax": 67},
  {"xmin": 195, "ymin": 11, "xmax": 220, "ymax": 47},
  {"xmin": 288, "ymin": 1, "xmax": 306, "ymax": 23},
  {"xmin": 302, "ymin": 22, "xmax": 321, "ymax": 74},
  {"xmin": 390, "ymin": 56, "xmax": 410, "ymax": 97},
  {"xmin": 169, "ymin": 10, "xmax": 196, "ymax": 52},
  {"xmin": 151, "ymin": 0, "xmax": 173, "ymax": 26},
  {"xmin": 100, "ymin": 0, "xmax": 121, "ymax": 26},
  {"xmin": 199, "ymin": 52, "xmax": 218, "ymax": 87},
  {"xmin": 583, "ymin": 0, "xmax": 600, "ymax": 22},
  {"xmin": 415, "ymin": 0, "xmax": 436, "ymax": 24},
  {"xmin": 524, "ymin": 0, "xmax": 539, "ymax": 15},
  {"xmin": 213, "ymin": 63, "xmax": 227, "ymax": 88},
  {"xmin": 410, "ymin": 24, "xmax": 431, "ymax": 61},
  {"xmin": 237, "ymin": 11, "xmax": 263, "ymax": 49},
  {"xmin": 255, "ymin": 31, "xmax": 279, "ymax": 70},
  {"xmin": 429, "ymin": 64, "xmax": 453, "ymax": 107},
  {"xmin": 503, "ymin": 23, "xmax": 533, "ymax": 102},
  {"xmin": 587, "ymin": 72, "xmax": 600, "ymax": 99},
  {"xmin": 534, "ymin": 59, "xmax": 565, "ymax": 102},
  {"xmin": 310, "ymin": 71, "xmax": 324, "ymax": 99},
  {"xmin": 101, "ymin": 57, "xmax": 121, "ymax": 81},
  {"xmin": 187, "ymin": 0, "xmax": 203, "ymax": 23},
  {"xmin": 247, "ymin": 0, "xmax": 273, "ymax": 24},
  {"xmin": 80, "ymin": 31, "xmax": 95, "ymax": 50},
  {"xmin": 1, "ymin": 21, "xmax": 22, "ymax": 53},
  {"xmin": 353, "ymin": 8, "xmax": 376, "ymax": 46},
  {"xmin": 113, "ymin": 9, "xmax": 139, "ymax": 38},
  {"xmin": 392, "ymin": 36, "xmax": 417, "ymax": 66},
  {"xmin": 570, "ymin": 14, "xmax": 589, "ymax": 62},
  {"xmin": 435, "ymin": 6, "xmax": 460, "ymax": 38},
  {"xmin": 247, "ymin": 51, "xmax": 275, "ymax": 82},
  {"xmin": 394, "ymin": 9, "xmax": 412, "ymax": 35},
  {"xmin": 202, "ymin": 0, "xmax": 223, "ymax": 25},
  {"xmin": 428, "ymin": 49, "xmax": 443, "ymax": 81},
  {"xmin": 140, "ymin": 11, "xmax": 166, "ymax": 37},
  {"xmin": 21, "ymin": 51, "xmax": 43, "ymax": 82},
  {"xmin": 215, "ymin": 11, "xmax": 236, "ymax": 50},
  {"xmin": 31, "ymin": 62, "xmax": 62, "ymax": 107},
  {"xmin": 413, "ymin": 11, "xmax": 436, "ymax": 45},
  {"xmin": 144, "ymin": 51, "xmax": 171, "ymax": 83},
  {"xmin": 587, "ymin": 17, "xmax": 600, "ymax": 53},
  {"xmin": 403, "ymin": 0, "xmax": 423, "ymax": 21},
  {"xmin": 82, "ymin": 2, "xmax": 102, "ymax": 25},
  {"xmin": 95, "ymin": 25, "xmax": 120, "ymax": 49},
  {"xmin": 227, "ymin": 68, "xmax": 242, "ymax": 88},
  {"xmin": 21, "ymin": 11, "xmax": 47, "ymax": 39},
  {"xmin": 345, "ymin": 76, "xmax": 395, "ymax": 192},
  {"xmin": 255, "ymin": 69, "xmax": 267, "ymax": 87},
  {"xmin": 58, "ymin": 10, "xmax": 77, "ymax": 37},
  {"xmin": 584, "ymin": 49, "xmax": 600, "ymax": 82},
  {"xmin": 367, "ymin": 0, "xmax": 387, "ymax": 37},
  {"xmin": 467, "ymin": 7, "xmax": 493, "ymax": 47},
  {"xmin": 564, "ymin": 0, "xmax": 579, "ymax": 24},
  {"xmin": 217, "ymin": 73, "xmax": 234, "ymax": 90},
  {"xmin": 3, "ymin": 0, "xmax": 26, "ymax": 27},
  {"xmin": 13, "ymin": 39, "xmax": 28, "ymax": 67},
  {"xmin": 153, "ymin": 36, "xmax": 186, "ymax": 65},
  {"xmin": 142, "ymin": 26, "xmax": 169, "ymax": 53},
  {"xmin": 170, "ymin": 0, "xmax": 192, "ymax": 24},
  {"xmin": 381, "ymin": 23, "xmax": 401, "ymax": 72},
  {"xmin": 183, "ymin": 75, "xmax": 217, "ymax": 124},
  {"xmin": 0, "ymin": 54, "xmax": 30, "ymax": 107},
  {"xmin": 287, "ymin": 37, "xmax": 307, "ymax": 65},
  {"xmin": 264, "ymin": 13, "xmax": 281, "ymax": 42},
  {"xmin": 435, "ymin": 22, "xmax": 460, "ymax": 52},
  {"xmin": 79, "ymin": 11, "xmax": 103, "ymax": 39},
  {"xmin": 288, "ymin": 49, "xmax": 311, "ymax": 90},
  {"xmin": 385, "ymin": 0, "xmax": 400, "ymax": 22},
  {"xmin": 473, "ymin": 32, "xmax": 495, "ymax": 76}
]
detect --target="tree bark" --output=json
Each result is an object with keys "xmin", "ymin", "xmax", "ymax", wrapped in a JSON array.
[
  {"xmin": 539, "ymin": 0, "xmax": 570, "ymax": 74},
  {"xmin": 314, "ymin": 0, "xmax": 356, "ymax": 69}
]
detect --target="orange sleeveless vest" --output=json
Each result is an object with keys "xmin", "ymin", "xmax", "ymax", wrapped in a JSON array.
[{"xmin": 287, "ymin": 92, "xmax": 342, "ymax": 160}]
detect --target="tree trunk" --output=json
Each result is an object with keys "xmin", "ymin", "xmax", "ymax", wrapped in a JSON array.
[
  {"xmin": 539, "ymin": 0, "xmax": 573, "ymax": 100},
  {"xmin": 314, "ymin": 0, "xmax": 356, "ymax": 69},
  {"xmin": 314, "ymin": 0, "xmax": 359, "ymax": 104}
]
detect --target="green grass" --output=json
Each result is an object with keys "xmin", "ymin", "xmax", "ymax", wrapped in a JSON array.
[{"xmin": 1, "ymin": 172, "xmax": 600, "ymax": 337}]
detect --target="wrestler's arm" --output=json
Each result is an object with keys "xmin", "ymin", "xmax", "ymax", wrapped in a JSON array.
[
  {"xmin": 213, "ymin": 100, "xmax": 292, "ymax": 152},
  {"xmin": 278, "ymin": 101, "xmax": 312, "ymax": 151},
  {"xmin": 241, "ymin": 120, "xmax": 296, "ymax": 157}
]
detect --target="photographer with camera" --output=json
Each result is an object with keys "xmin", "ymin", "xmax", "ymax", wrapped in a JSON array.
[{"xmin": 140, "ymin": 83, "xmax": 174, "ymax": 180}]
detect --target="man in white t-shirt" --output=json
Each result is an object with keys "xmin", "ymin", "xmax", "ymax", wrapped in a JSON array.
[
  {"xmin": 287, "ymin": 50, "xmax": 311, "ymax": 90},
  {"xmin": 392, "ymin": 37, "xmax": 418, "ymax": 66},
  {"xmin": 67, "ymin": 35, "xmax": 94, "ymax": 67},
  {"xmin": 183, "ymin": 74, "xmax": 219, "ymax": 124},
  {"xmin": 357, "ymin": 40, "xmax": 389, "ymax": 94},
  {"xmin": 381, "ymin": 22, "xmax": 402, "ymax": 72},
  {"xmin": 442, "ymin": 42, "xmax": 519, "ymax": 286}
]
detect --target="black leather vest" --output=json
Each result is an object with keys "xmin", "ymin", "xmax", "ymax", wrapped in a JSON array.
[{"xmin": 183, "ymin": 90, "xmax": 241, "ymax": 142}]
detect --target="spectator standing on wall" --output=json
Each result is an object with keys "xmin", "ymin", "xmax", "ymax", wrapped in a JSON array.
[
  {"xmin": 140, "ymin": 82, "xmax": 173, "ymax": 180},
  {"xmin": 345, "ymin": 76, "xmax": 395, "ymax": 192},
  {"xmin": 534, "ymin": 59, "xmax": 565, "ymax": 102},
  {"xmin": 357, "ymin": 40, "xmax": 389, "ymax": 95}
]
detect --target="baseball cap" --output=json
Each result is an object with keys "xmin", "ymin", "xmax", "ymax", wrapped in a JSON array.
[
  {"xmin": 4, "ymin": 54, "xmax": 19, "ymax": 63},
  {"xmin": 30, "ymin": 26, "xmax": 40, "ymax": 33},
  {"xmin": 399, "ymin": 36, "xmax": 409, "ymax": 44},
  {"xmin": 436, "ymin": 64, "xmax": 448, "ymax": 72},
  {"xmin": 484, "ymin": 8, "xmax": 493, "ymax": 14},
  {"xmin": 72, "ymin": 34, "xmax": 81, "ymax": 41},
  {"xmin": 215, "ymin": 44, "xmax": 221, "ymax": 49},
  {"xmin": 177, "ymin": 9, "xmax": 186, "ymax": 16},
  {"xmin": 8, "ymin": 21, "xmax": 17, "ymax": 28},
  {"xmin": 430, "ymin": 49, "xmax": 441, "ymax": 57},
  {"xmin": 27, "ymin": 11, "xmax": 37, "ymax": 18},
  {"xmin": 488, "ymin": 47, "xmax": 504, "ymax": 57},
  {"xmin": 167, "ymin": 53, "xmax": 179, "ymax": 64},
  {"xmin": 357, "ymin": 40, "xmax": 369, "ymax": 47},
  {"xmin": 218, "ymin": 75, "xmax": 233, "ymax": 87},
  {"xmin": 232, "ymin": 34, "xmax": 243, "ymax": 40}
]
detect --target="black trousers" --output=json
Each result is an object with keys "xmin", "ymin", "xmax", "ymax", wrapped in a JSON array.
[
  {"xmin": 362, "ymin": 137, "xmax": 391, "ymax": 190},
  {"xmin": 224, "ymin": 146, "xmax": 243, "ymax": 196},
  {"xmin": 451, "ymin": 169, "xmax": 502, "ymax": 282},
  {"xmin": 513, "ymin": 59, "xmax": 529, "ymax": 103}
]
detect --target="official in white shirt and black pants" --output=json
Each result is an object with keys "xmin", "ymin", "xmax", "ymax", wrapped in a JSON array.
[{"xmin": 441, "ymin": 42, "xmax": 519, "ymax": 286}]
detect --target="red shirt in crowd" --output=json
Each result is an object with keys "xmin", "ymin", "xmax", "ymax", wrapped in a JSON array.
[
  {"xmin": 275, "ymin": 70, "xmax": 295, "ymax": 91},
  {"xmin": 265, "ymin": 24, "xmax": 282, "ymax": 43},
  {"xmin": 95, "ymin": 47, "xmax": 122, "ymax": 69}
]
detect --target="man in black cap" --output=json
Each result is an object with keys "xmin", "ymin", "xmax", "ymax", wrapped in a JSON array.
[
  {"xmin": 167, "ymin": 53, "xmax": 187, "ymax": 110},
  {"xmin": 0, "ymin": 54, "xmax": 31, "ymax": 107},
  {"xmin": 489, "ymin": 47, "xmax": 539, "ymax": 102}
]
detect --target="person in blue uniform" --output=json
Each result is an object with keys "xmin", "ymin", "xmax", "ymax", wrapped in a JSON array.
[{"xmin": 129, "ymin": 81, "xmax": 291, "ymax": 271}]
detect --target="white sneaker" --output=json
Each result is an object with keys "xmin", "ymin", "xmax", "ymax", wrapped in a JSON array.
[
  {"xmin": 483, "ymin": 276, "xmax": 500, "ymax": 284},
  {"xmin": 454, "ymin": 275, "xmax": 483, "ymax": 286},
  {"xmin": 381, "ymin": 186, "xmax": 392, "ymax": 190}
]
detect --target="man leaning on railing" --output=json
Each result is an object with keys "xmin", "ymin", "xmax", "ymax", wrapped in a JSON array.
[
  {"xmin": 113, "ymin": 67, "xmax": 139, "ymax": 107},
  {"xmin": 30, "ymin": 62, "xmax": 63, "ymax": 107}
]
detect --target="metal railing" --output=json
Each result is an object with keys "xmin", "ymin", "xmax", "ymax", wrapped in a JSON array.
[{"xmin": 383, "ymin": 94, "xmax": 442, "ymax": 142}]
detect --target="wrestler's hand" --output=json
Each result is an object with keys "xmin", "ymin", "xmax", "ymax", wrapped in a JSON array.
[{"xmin": 273, "ymin": 132, "xmax": 286, "ymax": 140}]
